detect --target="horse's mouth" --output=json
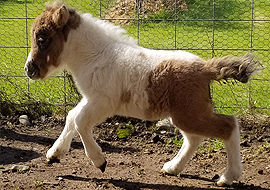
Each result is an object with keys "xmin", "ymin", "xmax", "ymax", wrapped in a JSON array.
[{"xmin": 25, "ymin": 63, "xmax": 40, "ymax": 80}]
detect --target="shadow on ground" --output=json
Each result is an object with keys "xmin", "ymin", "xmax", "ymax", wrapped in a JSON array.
[{"xmin": 59, "ymin": 174, "xmax": 269, "ymax": 190}]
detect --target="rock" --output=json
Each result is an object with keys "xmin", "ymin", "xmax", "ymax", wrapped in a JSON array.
[
  {"xmin": 156, "ymin": 118, "xmax": 174, "ymax": 130},
  {"xmin": 160, "ymin": 130, "xmax": 167, "ymax": 134},
  {"xmin": 212, "ymin": 174, "xmax": 219, "ymax": 180},
  {"xmin": 258, "ymin": 170, "xmax": 263, "ymax": 175},
  {"xmin": 240, "ymin": 140, "xmax": 251, "ymax": 147},
  {"xmin": 19, "ymin": 115, "xmax": 30, "ymax": 125},
  {"xmin": 9, "ymin": 165, "xmax": 30, "ymax": 173},
  {"xmin": 151, "ymin": 133, "xmax": 161, "ymax": 143},
  {"xmin": 118, "ymin": 161, "xmax": 124, "ymax": 165},
  {"xmin": 258, "ymin": 136, "xmax": 265, "ymax": 142},
  {"xmin": 41, "ymin": 115, "xmax": 46, "ymax": 122}
]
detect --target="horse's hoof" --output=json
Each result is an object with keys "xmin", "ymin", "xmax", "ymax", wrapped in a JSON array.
[
  {"xmin": 216, "ymin": 181, "xmax": 230, "ymax": 187},
  {"xmin": 160, "ymin": 169, "xmax": 168, "ymax": 174},
  {"xmin": 47, "ymin": 157, "xmax": 60, "ymax": 164},
  {"xmin": 99, "ymin": 161, "xmax": 107, "ymax": 173}
]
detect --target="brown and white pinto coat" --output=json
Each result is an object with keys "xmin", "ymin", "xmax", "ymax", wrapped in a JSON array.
[{"xmin": 25, "ymin": 2, "xmax": 260, "ymax": 186}]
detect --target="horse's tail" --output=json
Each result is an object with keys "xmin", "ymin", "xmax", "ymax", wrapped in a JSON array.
[{"xmin": 204, "ymin": 53, "xmax": 261, "ymax": 83}]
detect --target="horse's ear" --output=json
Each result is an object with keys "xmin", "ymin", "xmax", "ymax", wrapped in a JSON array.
[{"xmin": 52, "ymin": 5, "xmax": 69, "ymax": 28}]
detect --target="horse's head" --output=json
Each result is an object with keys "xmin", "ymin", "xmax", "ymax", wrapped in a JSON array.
[{"xmin": 24, "ymin": 2, "xmax": 80, "ymax": 80}]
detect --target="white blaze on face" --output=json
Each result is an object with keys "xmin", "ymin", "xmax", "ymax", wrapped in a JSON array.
[
  {"xmin": 24, "ymin": 51, "xmax": 32, "ymax": 71},
  {"xmin": 24, "ymin": 51, "xmax": 33, "ymax": 75}
]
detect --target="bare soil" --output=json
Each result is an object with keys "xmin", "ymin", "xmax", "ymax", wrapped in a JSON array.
[{"xmin": 0, "ymin": 114, "xmax": 269, "ymax": 190}]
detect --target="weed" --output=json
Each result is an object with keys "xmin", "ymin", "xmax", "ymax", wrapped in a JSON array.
[
  {"xmin": 116, "ymin": 121, "xmax": 134, "ymax": 138},
  {"xmin": 116, "ymin": 128, "xmax": 132, "ymax": 139},
  {"xmin": 256, "ymin": 146, "xmax": 265, "ymax": 156},
  {"xmin": 41, "ymin": 125, "xmax": 52, "ymax": 135},
  {"xmin": 263, "ymin": 141, "xmax": 270, "ymax": 151},
  {"xmin": 150, "ymin": 124, "xmax": 160, "ymax": 133},
  {"xmin": 172, "ymin": 136, "xmax": 183, "ymax": 147},
  {"xmin": 33, "ymin": 180, "xmax": 44, "ymax": 187},
  {"xmin": 209, "ymin": 138, "xmax": 224, "ymax": 151},
  {"xmin": 213, "ymin": 138, "xmax": 224, "ymax": 149}
]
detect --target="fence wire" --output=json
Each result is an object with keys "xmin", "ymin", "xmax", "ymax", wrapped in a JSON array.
[{"xmin": 0, "ymin": 0, "xmax": 269, "ymax": 116}]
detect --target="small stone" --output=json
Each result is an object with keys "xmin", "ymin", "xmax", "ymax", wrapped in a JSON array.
[
  {"xmin": 19, "ymin": 115, "xmax": 30, "ymax": 125},
  {"xmin": 144, "ymin": 149, "xmax": 154, "ymax": 155},
  {"xmin": 160, "ymin": 130, "xmax": 167, "ymax": 134},
  {"xmin": 258, "ymin": 170, "xmax": 263, "ymax": 174},
  {"xmin": 41, "ymin": 115, "xmax": 46, "ymax": 122},
  {"xmin": 212, "ymin": 174, "xmax": 219, "ymax": 180},
  {"xmin": 240, "ymin": 140, "xmax": 251, "ymax": 147},
  {"xmin": 10, "ymin": 165, "xmax": 30, "ymax": 173},
  {"xmin": 58, "ymin": 177, "xmax": 64, "ymax": 181},
  {"xmin": 258, "ymin": 136, "xmax": 264, "ymax": 142},
  {"xmin": 119, "ymin": 162, "xmax": 124, "ymax": 165},
  {"xmin": 156, "ymin": 118, "xmax": 174, "ymax": 130},
  {"xmin": 151, "ymin": 133, "xmax": 161, "ymax": 143}
]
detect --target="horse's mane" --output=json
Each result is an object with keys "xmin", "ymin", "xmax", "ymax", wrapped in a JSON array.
[{"xmin": 89, "ymin": 15, "xmax": 137, "ymax": 46}]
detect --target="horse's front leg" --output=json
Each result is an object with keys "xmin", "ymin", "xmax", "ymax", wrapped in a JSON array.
[
  {"xmin": 74, "ymin": 98, "xmax": 113, "ymax": 172},
  {"xmin": 46, "ymin": 99, "xmax": 87, "ymax": 163}
]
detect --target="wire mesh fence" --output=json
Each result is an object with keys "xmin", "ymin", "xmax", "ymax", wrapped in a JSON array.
[{"xmin": 0, "ymin": 0, "xmax": 269, "ymax": 116}]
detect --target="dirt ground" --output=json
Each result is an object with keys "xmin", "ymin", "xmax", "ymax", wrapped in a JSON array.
[{"xmin": 0, "ymin": 114, "xmax": 269, "ymax": 190}]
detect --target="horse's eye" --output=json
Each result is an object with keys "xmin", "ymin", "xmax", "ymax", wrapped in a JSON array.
[{"xmin": 37, "ymin": 36, "xmax": 46, "ymax": 45}]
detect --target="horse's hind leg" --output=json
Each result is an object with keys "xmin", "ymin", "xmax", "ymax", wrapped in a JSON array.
[
  {"xmin": 161, "ymin": 131, "xmax": 204, "ymax": 175},
  {"xmin": 163, "ymin": 114, "xmax": 241, "ymax": 186},
  {"xmin": 217, "ymin": 116, "xmax": 242, "ymax": 186}
]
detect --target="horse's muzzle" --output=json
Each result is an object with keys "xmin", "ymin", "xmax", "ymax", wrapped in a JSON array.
[{"xmin": 24, "ymin": 61, "xmax": 40, "ymax": 79}]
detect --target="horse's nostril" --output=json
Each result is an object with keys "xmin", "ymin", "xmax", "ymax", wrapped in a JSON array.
[{"xmin": 25, "ymin": 62, "xmax": 40, "ymax": 79}]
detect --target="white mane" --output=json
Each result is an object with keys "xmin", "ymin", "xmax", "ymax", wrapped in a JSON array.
[{"xmin": 81, "ymin": 13, "xmax": 137, "ymax": 46}]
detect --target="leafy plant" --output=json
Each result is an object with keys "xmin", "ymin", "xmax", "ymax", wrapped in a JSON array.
[
  {"xmin": 116, "ymin": 128, "xmax": 132, "ymax": 139},
  {"xmin": 116, "ymin": 121, "xmax": 134, "ymax": 138},
  {"xmin": 172, "ymin": 136, "xmax": 183, "ymax": 147},
  {"xmin": 210, "ymin": 138, "xmax": 224, "ymax": 150},
  {"xmin": 33, "ymin": 180, "xmax": 44, "ymax": 187}
]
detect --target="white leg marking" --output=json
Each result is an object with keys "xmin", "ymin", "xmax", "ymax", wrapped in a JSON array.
[
  {"xmin": 46, "ymin": 99, "xmax": 87, "ymax": 161},
  {"xmin": 217, "ymin": 117, "xmax": 242, "ymax": 186},
  {"xmin": 162, "ymin": 132, "xmax": 204, "ymax": 174}
]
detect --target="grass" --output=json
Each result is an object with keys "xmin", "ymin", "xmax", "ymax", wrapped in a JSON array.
[
  {"xmin": 116, "ymin": 121, "xmax": 134, "ymax": 139},
  {"xmin": 33, "ymin": 179, "xmax": 44, "ymax": 187},
  {"xmin": 0, "ymin": 0, "xmax": 269, "ymax": 116}
]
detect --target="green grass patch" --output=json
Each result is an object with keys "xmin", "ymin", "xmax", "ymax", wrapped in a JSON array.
[{"xmin": 116, "ymin": 121, "xmax": 134, "ymax": 139}]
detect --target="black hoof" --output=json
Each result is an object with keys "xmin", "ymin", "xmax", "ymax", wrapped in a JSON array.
[
  {"xmin": 47, "ymin": 157, "xmax": 60, "ymax": 164},
  {"xmin": 99, "ymin": 161, "xmax": 107, "ymax": 173}
]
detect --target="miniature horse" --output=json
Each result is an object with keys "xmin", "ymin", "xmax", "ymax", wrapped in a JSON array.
[{"xmin": 24, "ymin": 2, "xmax": 259, "ymax": 186}]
